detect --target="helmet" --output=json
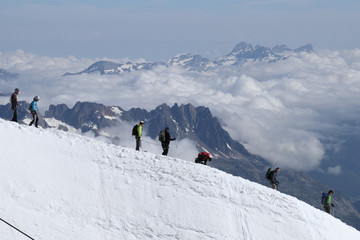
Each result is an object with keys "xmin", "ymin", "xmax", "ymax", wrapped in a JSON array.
[
  {"xmin": 34, "ymin": 96, "xmax": 40, "ymax": 101},
  {"xmin": 14, "ymin": 88, "xmax": 20, "ymax": 93}
]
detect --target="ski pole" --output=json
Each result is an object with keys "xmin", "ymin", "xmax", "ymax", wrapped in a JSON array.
[{"xmin": 0, "ymin": 217, "xmax": 35, "ymax": 240}]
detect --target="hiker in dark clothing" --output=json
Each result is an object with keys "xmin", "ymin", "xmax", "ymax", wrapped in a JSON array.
[
  {"xmin": 161, "ymin": 127, "xmax": 176, "ymax": 156},
  {"xmin": 135, "ymin": 121, "xmax": 145, "ymax": 151},
  {"xmin": 269, "ymin": 167, "xmax": 280, "ymax": 190},
  {"xmin": 29, "ymin": 96, "xmax": 40, "ymax": 128},
  {"xmin": 10, "ymin": 88, "xmax": 20, "ymax": 122},
  {"xmin": 323, "ymin": 190, "xmax": 335, "ymax": 214}
]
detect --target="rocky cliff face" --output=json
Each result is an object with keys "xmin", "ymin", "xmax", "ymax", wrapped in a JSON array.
[{"xmin": 45, "ymin": 102, "xmax": 124, "ymax": 134}]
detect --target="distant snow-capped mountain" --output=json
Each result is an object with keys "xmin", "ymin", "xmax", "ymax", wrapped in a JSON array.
[
  {"xmin": 167, "ymin": 53, "xmax": 215, "ymax": 71},
  {"xmin": 293, "ymin": 43, "xmax": 314, "ymax": 53},
  {"xmin": 272, "ymin": 43, "xmax": 313, "ymax": 53},
  {"xmin": 64, "ymin": 42, "xmax": 314, "ymax": 75},
  {"xmin": 216, "ymin": 42, "xmax": 286, "ymax": 66},
  {"xmin": 64, "ymin": 60, "xmax": 167, "ymax": 76}
]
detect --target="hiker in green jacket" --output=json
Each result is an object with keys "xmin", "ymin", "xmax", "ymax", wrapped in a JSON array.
[
  {"xmin": 136, "ymin": 121, "xmax": 144, "ymax": 151},
  {"xmin": 323, "ymin": 190, "xmax": 335, "ymax": 214}
]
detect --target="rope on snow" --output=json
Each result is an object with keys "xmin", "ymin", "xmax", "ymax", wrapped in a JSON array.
[{"xmin": 0, "ymin": 217, "xmax": 35, "ymax": 240}]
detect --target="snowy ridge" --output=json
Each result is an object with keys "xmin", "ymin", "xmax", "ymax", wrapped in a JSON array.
[{"xmin": 0, "ymin": 119, "xmax": 359, "ymax": 240}]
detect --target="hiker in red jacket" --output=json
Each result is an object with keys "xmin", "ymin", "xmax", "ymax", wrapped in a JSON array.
[{"xmin": 195, "ymin": 152, "xmax": 212, "ymax": 165}]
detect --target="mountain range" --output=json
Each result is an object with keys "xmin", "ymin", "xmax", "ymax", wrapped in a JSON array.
[
  {"xmin": 0, "ymin": 41, "xmax": 314, "ymax": 80},
  {"xmin": 64, "ymin": 42, "xmax": 313, "ymax": 75},
  {"xmin": 1, "ymin": 100, "xmax": 359, "ymax": 230}
]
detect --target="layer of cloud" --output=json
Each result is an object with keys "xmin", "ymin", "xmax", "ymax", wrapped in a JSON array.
[
  {"xmin": 327, "ymin": 165, "xmax": 342, "ymax": 175},
  {"xmin": 1, "ymin": 49, "xmax": 360, "ymax": 171}
]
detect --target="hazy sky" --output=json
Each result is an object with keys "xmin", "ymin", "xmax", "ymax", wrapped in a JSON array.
[{"xmin": 1, "ymin": 0, "xmax": 360, "ymax": 60}]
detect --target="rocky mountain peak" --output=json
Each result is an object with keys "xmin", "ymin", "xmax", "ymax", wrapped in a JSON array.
[
  {"xmin": 295, "ymin": 44, "xmax": 314, "ymax": 53},
  {"xmin": 167, "ymin": 53, "xmax": 210, "ymax": 71},
  {"xmin": 272, "ymin": 44, "xmax": 291, "ymax": 53},
  {"xmin": 45, "ymin": 101, "xmax": 124, "ymax": 133},
  {"xmin": 230, "ymin": 42, "xmax": 254, "ymax": 54}
]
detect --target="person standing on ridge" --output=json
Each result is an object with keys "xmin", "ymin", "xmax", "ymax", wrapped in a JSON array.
[
  {"xmin": 10, "ymin": 88, "xmax": 20, "ymax": 122},
  {"xmin": 161, "ymin": 127, "xmax": 176, "ymax": 156},
  {"xmin": 29, "ymin": 96, "xmax": 40, "ymax": 128},
  {"xmin": 135, "ymin": 121, "xmax": 145, "ymax": 151},
  {"xmin": 269, "ymin": 167, "xmax": 280, "ymax": 190},
  {"xmin": 323, "ymin": 190, "xmax": 335, "ymax": 214}
]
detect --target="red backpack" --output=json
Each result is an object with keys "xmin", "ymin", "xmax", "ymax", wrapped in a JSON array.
[{"xmin": 197, "ymin": 152, "xmax": 211, "ymax": 161}]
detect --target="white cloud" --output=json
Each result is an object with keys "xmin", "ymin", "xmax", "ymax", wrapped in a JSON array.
[
  {"xmin": 327, "ymin": 165, "xmax": 342, "ymax": 175},
  {"xmin": 2, "ymin": 49, "xmax": 360, "ymax": 171}
]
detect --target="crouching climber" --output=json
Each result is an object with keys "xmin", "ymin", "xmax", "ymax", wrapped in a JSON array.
[{"xmin": 195, "ymin": 152, "xmax": 211, "ymax": 165}]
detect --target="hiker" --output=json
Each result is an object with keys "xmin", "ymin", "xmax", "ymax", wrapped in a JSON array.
[
  {"xmin": 29, "ymin": 96, "xmax": 40, "ymax": 128},
  {"xmin": 10, "ymin": 88, "xmax": 20, "ymax": 122},
  {"xmin": 195, "ymin": 152, "xmax": 212, "ymax": 165},
  {"xmin": 268, "ymin": 167, "xmax": 280, "ymax": 190},
  {"xmin": 160, "ymin": 127, "xmax": 176, "ymax": 156},
  {"xmin": 323, "ymin": 190, "xmax": 335, "ymax": 214},
  {"xmin": 135, "ymin": 121, "xmax": 145, "ymax": 151}
]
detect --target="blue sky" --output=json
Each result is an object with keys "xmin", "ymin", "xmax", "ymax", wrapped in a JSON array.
[{"xmin": 1, "ymin": 0, "xmax": 360, "ymax": 60}]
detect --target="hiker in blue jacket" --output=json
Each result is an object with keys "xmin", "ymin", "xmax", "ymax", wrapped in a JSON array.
[{"xmin": 29, "ymin": 96, "xmax": 40, "ymax": 128}]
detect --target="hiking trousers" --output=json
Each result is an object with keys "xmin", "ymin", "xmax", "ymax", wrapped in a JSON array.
[
  {"xmin": 135, "ymin": 136, "xmax": 141, "ymax": 151},
  {"xmin": 29, "ymin": 110, "xmax": 39, "ymax": 127},
  {"xmin": 324, "ymin": 205, "xmax": 331, "ymax": 214},
  {"xmin": 162, "ymin": 143, "xmax": 169, "ymax": 156},
  {"xmin": 11, "ymin": 109, "xmax": 18, "ymax": 122},
  {"xmin": 270, "ymin": 183, "xmax": 278, "ymax": 190}
]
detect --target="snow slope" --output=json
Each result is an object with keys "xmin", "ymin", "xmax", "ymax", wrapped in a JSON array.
[{"xmin": 0, "ymin": 119, "xmax": 359, "ymax": 240}]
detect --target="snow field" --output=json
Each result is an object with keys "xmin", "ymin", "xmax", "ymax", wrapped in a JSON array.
[{"xmin": 0, "ymin": 119, "xmax": 359, "ymax": 239}]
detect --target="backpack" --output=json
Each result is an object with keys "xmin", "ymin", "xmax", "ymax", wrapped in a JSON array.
[
  {"xmin": 266, "ymin": 168, "xmax": 272, "ymax": 180},
  {"xmin": 159, "ymin": 130, "xmax": 165, "ymax": 142},
  {"xmin": 198, "ymin": 152, "xmax": 210, "ymax": 160},
  {"xmin": 321, "ymin": 192, "xmax": 327, "ymax": 205},
  {"xmin": 29, "ymin": 103, "xmax": 32, "ymax": 111},
  {"xmin": 132, "ymin": 125, "xmax": 138, "ymax": 136},
  {"xmin": 195, "ymin": 152, "xmax": 211, "ymax": 163}
]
